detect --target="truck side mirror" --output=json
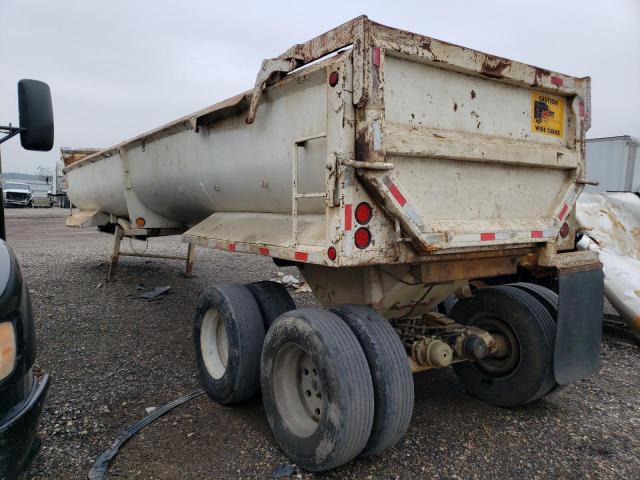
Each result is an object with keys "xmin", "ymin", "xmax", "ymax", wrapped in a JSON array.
[{"xmin": 18, "ymin": 79, "xmax": 54, "ymax": 152}]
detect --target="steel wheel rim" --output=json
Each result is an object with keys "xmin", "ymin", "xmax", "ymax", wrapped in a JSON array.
[
  {"xmin": 200, "ymin": 309, "xmax": 228, "ymax": 380},
  {"xmin": 472, "ymin": 316, "xmax": 520, "ymax": 377},
  {"xmin": 272, "ymin": 342, "xmax": 323, "ymax": 438}
]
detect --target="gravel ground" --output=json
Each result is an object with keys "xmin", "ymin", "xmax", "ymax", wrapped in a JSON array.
[{"xmin": 6, "ymin": 208, "xmax": 640, "ymax": 479}]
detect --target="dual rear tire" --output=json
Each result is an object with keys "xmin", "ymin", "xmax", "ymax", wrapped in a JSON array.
[
  {"xmin": 193, "ymin": 280, "xmax": 560, "ymax": 470},
  {"xmin": 451, "ymin": 285, "xmax": 558, "ymax": 407},
  {"xmin": 193, "ymin": 284, "xmax": 413, "ymax": 471},
  {"xmin": 193, "ymin": 283, "xmax": 265, "ymax": 404},
  {"xmin": 193, "ymin": 281, "xmax": 295, "ymax": 404}
]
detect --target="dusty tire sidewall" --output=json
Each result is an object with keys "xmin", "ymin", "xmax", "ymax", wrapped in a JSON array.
[
  {"xmin": 330, "ymin": 304, "xmax": 414, "ymax": 457},
  {"xmin": 261, "ymin": 316, "xmax": 346, "ymax": 471},
  {"xmin": 193, "ymin": 287, "xmax": 249, "ymax": 403}
]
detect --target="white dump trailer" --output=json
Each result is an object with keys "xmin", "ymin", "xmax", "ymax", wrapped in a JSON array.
[{"xmin": 64, "ymin": 17, "xmax": 604, "ymax": 472}]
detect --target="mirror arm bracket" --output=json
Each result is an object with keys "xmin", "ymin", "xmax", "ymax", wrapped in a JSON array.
[{"xmin": 0, "ymin": 125, "xmax": 25, "ymax": 146}]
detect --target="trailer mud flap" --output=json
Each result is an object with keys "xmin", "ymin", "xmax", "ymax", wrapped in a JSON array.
[{"xmin": 554, "ymin": 267, "xmax": 604, "ymax": 385}]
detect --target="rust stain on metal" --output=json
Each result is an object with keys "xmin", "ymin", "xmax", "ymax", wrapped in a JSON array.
[
  {"xmin": 421, "ymin": 38, "xmax": 437, "ymax": 60},
  {"xmin": 356, "ymin": 130, "xmax": 370, "ymax": 162},
  {"xmin": 470, "ymin": 89, "xmax": 476, "ymax": 100},
  {"xmin": 60, "ymin": 148, "xmax": 102, "ymax": 168},
  {"xmin": 480, "ymin": 55, "xmax": 511, "ymax": 79},
  {"xmin": 533, "ymin": 67, "xmax": 551, "ymax": 87},
  {"xmin": 453, "ymin": 102, "xmax": 458, "ymax": 112},
  {"xmin": 421, "ymin": 256, "xmax": 518, "ymax": 283}
]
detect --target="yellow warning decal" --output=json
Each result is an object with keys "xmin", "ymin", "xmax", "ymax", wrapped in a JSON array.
[{"xmin": 531, "ymin": 92, "xmax": 565, "ymax": 138}]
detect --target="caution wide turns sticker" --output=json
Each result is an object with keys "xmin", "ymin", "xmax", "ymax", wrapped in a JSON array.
[{"xmin": 531, "ymin": 92, "xmax": 565, "ymax": 138}]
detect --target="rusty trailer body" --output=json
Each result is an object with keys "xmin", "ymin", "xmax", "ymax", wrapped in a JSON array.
[{"xmin": 64, "ymin": 17, "xmax": 604, "ymax": 472}]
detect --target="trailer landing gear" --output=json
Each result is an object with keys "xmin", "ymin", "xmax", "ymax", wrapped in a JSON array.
[{"xmin": 106, "ymin": 224, "xmax": 196, "ymax": 281}]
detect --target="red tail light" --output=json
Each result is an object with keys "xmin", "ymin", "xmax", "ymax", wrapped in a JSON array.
[
  {"xmin": 354, "ymin": 202, "xmax": 372, "ymax": 225},
  {"xmin": 354, "ymin": 227, "xmax": 371, "ymax": 249},
  {"xmin": 559, "ymin": 222, "xmax": 570, "ymax": 238},
  {"xmin": 327, "ymin": 246, "xmax": 337, "ymax": 261}
]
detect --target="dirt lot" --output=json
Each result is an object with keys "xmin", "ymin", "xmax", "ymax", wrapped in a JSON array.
[{"xmin": 6, "ymin": 208, "xmax": 640, "ymax": 479}]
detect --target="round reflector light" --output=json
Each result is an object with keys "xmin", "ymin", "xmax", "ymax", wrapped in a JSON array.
[
  {"xmin": 327, "ymin": 246, "xmax": 337, "ymax": 261},
  {"xmin": 354, "ymin": 227, "xmax": 371, "ymax": 249},
  {"xmin": 328, "ymin": 71, "xmax": 339, "ymax": 87},
  {"xmin": 135, "ymin": 217, "xmax": 146, "ymax": 228},
  {"xmin": 559, "ymin": 222, "xmax": 570, "ymax": 238},
  {"xmin": 354, "ymin": 202, "xmax": 373, "ymax": 225}
]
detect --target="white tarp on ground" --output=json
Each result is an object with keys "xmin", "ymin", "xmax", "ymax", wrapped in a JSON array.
[{"xmin": 576, "ymin": 192, "xmax": 640, "ymax": 333}]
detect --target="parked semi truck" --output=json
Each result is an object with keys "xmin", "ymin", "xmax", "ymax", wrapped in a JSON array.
[
  {"xmin": 0, "ymin": 80, "xmax": 53, "ymax": 479},
  {"xmin": 63, "ymin": 17, "xmax": 603, "ymax": 472}
]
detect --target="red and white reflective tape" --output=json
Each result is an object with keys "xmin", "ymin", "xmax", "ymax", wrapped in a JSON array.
[
  {"xmin": 344, "ymin": 203, "xmax": 353, "ymax": 231},
  {"xmin": 294, "ymin": 251, "xmax": 308, "ymax": 262},
  {"xmin": 550, "ymin": 75, "xmax": 563, "ymax": 87},
  {"xmin": 555, "ymin": 185, "xmax": 580, "ymax": 222},
  {"xmin": 454, "ymin": 229, "xmax": 556, "ymax": 244},
  {"xmin": 529, "ymin": 229, "xmax": 556, "ymax": 239},
  {"xmin": 215, "ymin": 239, "xmax": 313, "ymax": 263},
  {"xmin": 372, "ymin": 47, "xmax": 381, "ymax": 67},
  {"xmin": 382, "ymin": 176, "xmax": 424, "ymax": 227}
]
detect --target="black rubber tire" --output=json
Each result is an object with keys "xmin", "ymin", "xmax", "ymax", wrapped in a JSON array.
[
  {"xmin": 437, "ymin": 295, "xmax": 459, "ymax": 316},
  {"xmin": 261, "ymin": 308, "xmax": 374, "ymax": 472},
  {"xmin": 509, "ymin": 282, "xmax": 564, "ymax": 393},
  {"xmin": 193, "ymin": 283, "xmax": 265, "ymax": 404},
  {"xmin": 509, "ymin": 282, "xmax": 558, "ymax": 321},
  {"xmin": 451, "ymin": 286, "xmax": 556, "ymax": 407},
  {"xmin": 330, "ymin": 304, "xmax": 414, "ymax": 457},
  {"xmin": 246, "ymin": 280, "xmax": 296, "ymax": 330}
]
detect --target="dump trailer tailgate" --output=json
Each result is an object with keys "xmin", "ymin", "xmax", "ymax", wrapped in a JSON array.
[{"xmin": 358, "ymin": 30, "xmax": 589, "ymax": 255}]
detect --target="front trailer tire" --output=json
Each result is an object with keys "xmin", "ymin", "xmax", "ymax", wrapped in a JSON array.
[
  {"xmin": 261, "ymin": 308, "xmax": 374, "ymax": 472},
  {"xmin": 451, "ymin": 286, "xmax": 557, "ymax": 407},
  {"xmin": 193, "ymin": 283, "xmax": 265, "ymax": 404}
]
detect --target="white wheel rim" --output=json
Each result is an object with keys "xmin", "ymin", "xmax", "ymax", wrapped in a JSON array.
[
  {"xmin": 200, "ymin": 309, "xmax": 228, "ymax": 380},
  {"xmin": 272, "ymin": 342, "xmax": 323, "ymax": 438}
]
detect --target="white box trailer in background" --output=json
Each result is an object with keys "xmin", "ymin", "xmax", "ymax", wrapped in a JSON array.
[
  {"xmin": 585, "ymin": 135, "xmax": 639, "ymax": 193},
  {"xmin": 63, "ymin": 17, "xmax": 604, "ymax": 472}
]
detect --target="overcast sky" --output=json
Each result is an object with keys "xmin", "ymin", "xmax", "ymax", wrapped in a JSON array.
[{"xmin": 1, "ymin": 0, "xmax": 639, "ymax": 174}]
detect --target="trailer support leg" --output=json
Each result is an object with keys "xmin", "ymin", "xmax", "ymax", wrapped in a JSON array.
[
  {"xmin": 106, "ymin": 224, "xmax": 195, "ymax": 281},
  {"xmin": 107, "ymin": 225, "xmax": 123, "ymax": 282},
  {"xmin": 185, "ymin": 243, "xmax": 196, "ymax": 278}
]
